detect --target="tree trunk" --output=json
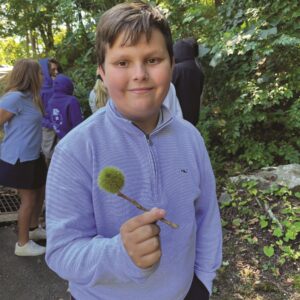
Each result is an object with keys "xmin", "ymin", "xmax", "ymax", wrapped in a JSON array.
[
  {"xmin": 38, "ymin": 20, "xmax": 54, "ymax": 54},
  {"xmin": 29, "ymin": 30, "xmax": 37, "ymax": 56},
  {"xmin": 215, "ymin": 0, "xmax": 222, "ymax": 7},
  {"xmin": 46, "ymin": 22, "xmax": 54, "ymax": 50},
  {"xmin": 75, "ymin": 0, "xmax": 90, "ymax": 46},
  {"xmin": 65, "ymin": 21, "xmax": 73, "ymax": 36},
  {"xmin": 38, "ymin": 25, "xmax": 49, "ymax": 54},
  {"xmin": 25, "ymin": 31, "xmax": 30, "ymax": 56}
]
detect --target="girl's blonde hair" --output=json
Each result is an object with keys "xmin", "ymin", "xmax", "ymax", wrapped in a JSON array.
[
  {"xmin": 93, "ymin": 78, "xmax": 108, "ymax": 109},
  {"xmin": 5, "ymin": 59, "xmax": 43, "ymax": 112}
]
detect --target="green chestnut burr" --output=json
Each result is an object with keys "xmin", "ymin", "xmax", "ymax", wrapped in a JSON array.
[{"xmin": 98, "ymin": 166, "xmax": 179, "ymax": 229}]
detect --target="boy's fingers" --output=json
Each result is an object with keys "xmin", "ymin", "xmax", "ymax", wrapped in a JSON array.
[
  {"xmin": 136, "ymin": 249, "xmax": 162, "ymax": 269},
  {"xmin": 132, "ymin": 224, "xmax": 161, "ymax": 243},
  {"xmin": 123, "ymin": 208, "xmax": 166, "ymax": 233}
]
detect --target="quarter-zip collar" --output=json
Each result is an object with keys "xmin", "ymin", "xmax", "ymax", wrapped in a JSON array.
[{"xmin": 105, "ymin": 99, "xmax": 173, "ymax": 138}]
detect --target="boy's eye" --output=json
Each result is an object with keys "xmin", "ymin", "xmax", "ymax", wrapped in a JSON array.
[
  {"xmin": 116, "ymin": 61, "xmax": 128, "ymax": 67},
  {"xmin": 147, "ymin": 58, "xmax": 161, "ymax": 64}
]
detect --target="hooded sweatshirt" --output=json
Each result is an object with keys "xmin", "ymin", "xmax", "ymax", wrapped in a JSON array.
[
  {"xmin": 47, "ymin": 74, "xmax": 83, "ymax": 139},
  {"xmin": 172, "ymin": 40, "xmax": 205, "ymax": 126},
  {"xmin": 39, "ymin": 58, "xmax": 54, "ymax": 128}
]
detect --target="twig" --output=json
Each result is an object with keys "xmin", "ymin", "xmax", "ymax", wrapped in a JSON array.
[
  {"xmin": 263, "ymin": 201, "xmax": 283, "ymax": 230},
  {"xmin": 117, "ymin": 191, "xmax": 179, "ymax": 229},
  {"xmin": 255, "ymin": 197, "xmax": 263, "ymax": 209},
  {"xmin": 255, "ymin": 197, "xmax": 283, "ymax": 230}
]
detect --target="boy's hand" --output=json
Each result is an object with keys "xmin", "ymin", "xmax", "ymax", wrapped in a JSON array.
[{"xmin": 120, "ymin": 208, "xmax": 166, "ymax": 269}]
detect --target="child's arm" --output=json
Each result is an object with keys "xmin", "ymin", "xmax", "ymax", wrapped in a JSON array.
[
  {"xmin": 194, "ymin": 137, "xmax": 223, "ymax": 295},
  {"xmin": 0, "ymin": 93, "xmax": 21, "ymax": 125},
  {"xmin": 120, "ymin": 208, "xmax": 165, "ymax": 269},
  {"xmin": 45, "ymin": 146, "xmax": 160, "ymax": 286},
  {"xmin": 0, "ymin": 108, "xmax": 14, "ymax": 126}
]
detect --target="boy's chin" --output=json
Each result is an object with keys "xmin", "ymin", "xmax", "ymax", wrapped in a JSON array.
[
  {"xmin": 129, "ymin": 109, "xmax": 160, "ymax": 120},
  {"xmin": 124, "ymin": 110, "xmax": 161, "ymax": 130},
  {"xmin": 118, "ymin": 105, "xmax": 161, "ymax": 120}
]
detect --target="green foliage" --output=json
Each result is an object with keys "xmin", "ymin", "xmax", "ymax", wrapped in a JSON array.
[
  {"xmin": 0, "ymin": 38, "xmax": 28, "ymax": 65},
  {"xmin": 194, "ymin": 0, "xmax": 300, "ymax": 173},
  {"xmin": 0, "ymin": 0, "xmax": 61, "ymax": 55},
  {"xmin": 293, "ymin": 274, "xmax": 300, "ymax": 290},
  {"xmin": 221, "ymin": 180, "xmax": 300, "ymax": 266},
  {"xmin": 263, "ymin": 245, "xmax": 274, "ymax": 258},
  {"xmin": 157, "ymin": 0, "xmax": 217, "ymax": 40},
  {"xmin": 52, "ymin": 1, "xmax": 122, "ymax": 118},
  {"xmin": 57, "ymin": 35, "xmax": 96, "ymax": 118},
  {"xmin": 98, "ymin": 166, "xmax": 125, "ymax": 194},
  {"xmin": 2, "ymin": 0, "xmax": 299, "ymax": 174}
]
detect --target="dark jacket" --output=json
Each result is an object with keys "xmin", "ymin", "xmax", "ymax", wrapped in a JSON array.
[
  {"xmin": 172, "ymin": 40, "xmax": 204, "ymax": 125},
  {"xmin": 47, "ymin": 74, "xmax": 83, "ymax": 139}
]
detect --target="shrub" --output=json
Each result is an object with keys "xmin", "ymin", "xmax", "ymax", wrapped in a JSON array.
[{"xmin": 197, "ymin": 0, "xmax": 300, "ymax": 174}]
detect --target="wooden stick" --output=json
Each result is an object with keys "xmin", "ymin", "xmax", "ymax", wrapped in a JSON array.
[
  {"xmin": 255, "ymin": 197, "xmax": 283, "ymax": 230},
  {"xmin": 117, "ymin": 191, "xmax": 179, "ymax": 229}
]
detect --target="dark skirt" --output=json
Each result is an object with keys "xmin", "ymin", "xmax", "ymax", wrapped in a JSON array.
[{"xmin": 0, "ymin": 155, "xmax": 47, "ymax": 189}]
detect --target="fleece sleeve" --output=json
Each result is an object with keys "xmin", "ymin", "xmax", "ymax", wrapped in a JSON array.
[
  {"xmin": 194, "ymin": 137, "xmax": 222, "ymax": 295},
  {"xmin": 45, "ymin": 146, "xmax": 156, "ymax": 286}
]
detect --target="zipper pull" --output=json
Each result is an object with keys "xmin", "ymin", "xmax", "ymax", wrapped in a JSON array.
[{"xmin": 146, "ymin": 134, "xmax": 152, "ymax": 146}]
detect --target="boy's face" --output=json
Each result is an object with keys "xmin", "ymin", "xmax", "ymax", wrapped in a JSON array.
[
  {"xmin": 49, "ymin": 63, "xmax": 59, "ymax": 79},
  {"xmin": 98, "ymin": 29, "xmax": 173, "ymax": 133}
]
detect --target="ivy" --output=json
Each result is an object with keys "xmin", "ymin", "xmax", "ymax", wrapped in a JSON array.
[{"xmin": 221, "ymin": 181, "xmax": 300, "ymax": 265}]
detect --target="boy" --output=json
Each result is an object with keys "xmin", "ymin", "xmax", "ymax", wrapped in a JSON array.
[{"xmin": 45, "ymin": 2, "xmax": 222, "ymax": 300}]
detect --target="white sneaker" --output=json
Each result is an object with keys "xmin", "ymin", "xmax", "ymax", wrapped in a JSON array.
[
  {"xmin": 29, "ymin": 227, "xmax": 46, "ymax": 240},
  {"xmin": 15, "ymin": 240, "xmax": 46, "ymax": 256}
]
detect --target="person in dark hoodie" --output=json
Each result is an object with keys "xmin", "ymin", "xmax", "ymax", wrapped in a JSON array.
[
  {"xmin": 47, "ymin": 74, "xmax": 83, "ymax": 142},
  {"xmin": 172, "ymin": 38, "xmax": 204, "ymax": 126},
  {"xmin": 39, "ymin": 58, "xmax": 62, "ymax": 165}
]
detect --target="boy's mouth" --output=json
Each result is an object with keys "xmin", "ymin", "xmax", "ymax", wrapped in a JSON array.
[{"xmin": 128, "ymin": 87, "xmax": 153, "ymax": 94}]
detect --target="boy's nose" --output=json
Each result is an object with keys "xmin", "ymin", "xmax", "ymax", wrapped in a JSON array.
[{"xmin": 132, "ymin": 64, "xmax": 149, "ymax": 81}]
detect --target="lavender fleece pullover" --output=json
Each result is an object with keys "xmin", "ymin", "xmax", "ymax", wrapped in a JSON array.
[{"xmin": 45, "ymin": 100, "xmax": 222, "ymax": 300}]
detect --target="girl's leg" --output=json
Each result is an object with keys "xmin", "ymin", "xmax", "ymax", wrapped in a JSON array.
[
  {"xmin": 17, "ymin": 188, "xmax": 37, "ymax": 245},
  {"xmin": 30, "ymin": 185, "xmax": 45, "ymax": 228}
]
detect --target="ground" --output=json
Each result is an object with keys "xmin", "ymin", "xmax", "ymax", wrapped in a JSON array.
[
  {"xmin": 211, "ymin": 182, "xmax": 300, "ymax": 300},
  {"xmin": 211, "ymin": 228, "xmax": 299, "ymax": 300}
]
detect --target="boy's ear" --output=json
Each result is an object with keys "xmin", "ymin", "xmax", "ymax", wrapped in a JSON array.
[{"xmin": 97, "ymin": 65, "xmax": 106, "ymax": 84}]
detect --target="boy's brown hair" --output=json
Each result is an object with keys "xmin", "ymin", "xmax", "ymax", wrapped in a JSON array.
[
  {"xmin": 95, "ymin": 1, "xmax": 173, "ymax": 67},
  {"xmin": 48, "ymin": 58, "xmax": 63, "ymax": 73}
]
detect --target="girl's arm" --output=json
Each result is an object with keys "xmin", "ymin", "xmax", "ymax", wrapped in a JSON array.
[{"xmin": 0, "ymin": 108, "xmax": 14, "ymax": 126}]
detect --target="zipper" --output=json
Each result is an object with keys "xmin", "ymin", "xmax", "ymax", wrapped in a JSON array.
[
  {"xmin": 132, "ymin": 127, "xmax": 159, "ymax": 205},
  {"xmin": 145, "ymin": 134, "xmax": 153, "ymax": 146},
  {"xmin": 145, "ymin": 133, "xmax": 159, "ymax": 206}
]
